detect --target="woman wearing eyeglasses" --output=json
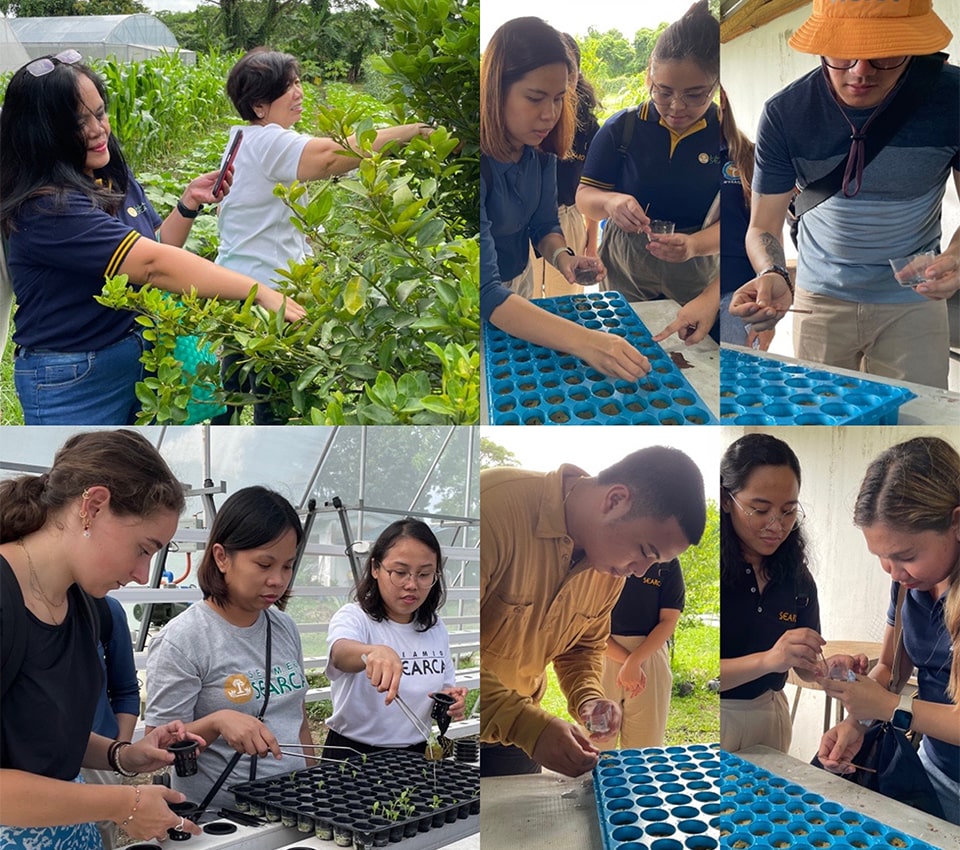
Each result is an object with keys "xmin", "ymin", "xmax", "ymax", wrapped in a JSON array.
[
  {"xmin": 719, "ymin": 433, "xmax": 854, "ymax": 753},
  {"xmin": 576, "ymin": 1, "xmax": 721, "ymax": 343},
  {"xmin": 0, "ymin": 51, "xmax": 305, "ymax": 426},
  {"xmin": 324, "ymin": 519, "xmax": 466, "ymax": 756}
]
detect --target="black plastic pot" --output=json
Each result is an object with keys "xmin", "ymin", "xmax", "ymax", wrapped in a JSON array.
[
  {"xmin": 167, "ymin": 740, "xmax": 199, "ymax": 777},
  {"xmin": 430, "ymin": 692, "xmax": 455, "ymax": 736}
]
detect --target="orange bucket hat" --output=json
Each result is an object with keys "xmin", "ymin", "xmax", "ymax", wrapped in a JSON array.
[{"xmin": 788, "ymin": 0, "xmax": 952, "ymax": 59}]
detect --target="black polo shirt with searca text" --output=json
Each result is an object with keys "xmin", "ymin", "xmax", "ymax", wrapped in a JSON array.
[
  {"xmin": 610, "ymin": 559, "xmax": 685, "ymax": 637},
  {"xmin": 720, "ymin": 561, "xmax": 820, "ymax": 700}
]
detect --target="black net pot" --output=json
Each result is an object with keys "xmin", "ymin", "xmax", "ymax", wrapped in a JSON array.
[
  {"xmin": 332, "ymin": 820, "xmax": 354, "ymax": 848},
  {"xmin": 430, "ymin": 808, "xmax": 446, "ymax": 828},
  {"xmin": 351, "ymin": 820, "xmax": 376, "ymax": 850},
  {"xmin": 297, "ymin": 812, "xmax": 314, "ymax": 834},
  {"xmin": 367, "ymin": 816, "xmax": 391, "ymax": 848},
  {"xmin": 314, "ymin": 813, "xmax": 335, "ymax": 841},
  {"xmin": 402, "ymin": 817, "xmax": 419, "ymax": 838},
  {"xmin": 387, "ymin": 822, "xmax": 405, "ymax": 843},
  {"xmin": 456, "ymin": 800, "xmax": 471, "ymax": 820},
  {"xmin": 417, "ymin": 813, "xmax": 432, "ymax": 833},
  {"xmin": 280, "ymin": 807, "xmax": 298, "ymax": 829},
  {"xmin": 443, "ymin": 805, "xmax": 458, "ymax": 824}
]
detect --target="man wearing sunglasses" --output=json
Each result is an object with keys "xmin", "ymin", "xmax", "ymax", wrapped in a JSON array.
[
  {"xmin": 729, "ymin": 0, "xmax": 959, "ymax": 389},
  {"xmin": 479, "ymin": 445, "xmax": 706, "ymax": 779}
]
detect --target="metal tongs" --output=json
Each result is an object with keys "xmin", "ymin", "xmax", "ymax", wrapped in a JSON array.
[{"xmin": 361, "ymin": 654, "xmax": 443, "ymax": 760}]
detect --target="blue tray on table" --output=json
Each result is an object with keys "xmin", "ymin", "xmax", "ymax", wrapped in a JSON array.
[{"xmin": 483, "ymin": 291, "xmax": 718, "ymax": 425}]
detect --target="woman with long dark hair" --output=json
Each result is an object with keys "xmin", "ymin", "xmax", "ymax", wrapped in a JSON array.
[
  {"xmin": 480, "ymin": 17, "xmax": 649, "ymax": 381},
  {"xmin": 145, "ymin": 486, "xmax": 311, "ymax": 811},
  {"xmin": 719, "ymin": 433, "xmax": 841, "ymax": 752},
  {"xmin": 0, "ymin": 52, "xmax": 304, "ymax": 425},
  {"xmin": 324, "ymin": 519, "xmax": 466, "ymax": 755}
]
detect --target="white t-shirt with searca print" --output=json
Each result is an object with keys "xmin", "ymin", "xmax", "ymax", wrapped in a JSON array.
[
  {"xmin": 325, "ymin": 602, "xmax": 455, "ymax": 747},
  {"xmin": 145, "ymin": 602, "xmax": 308, "ymax": 809}
]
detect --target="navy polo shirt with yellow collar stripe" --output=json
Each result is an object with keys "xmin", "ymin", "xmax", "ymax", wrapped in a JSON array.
[
  {"xmin": 580, "ymin": 101, "xmax": 720, "ymax": 231},
  {"xmin": 8, "ymin": 172, "xmax": 161, "ymax": 352},
  {"xmin": 720, "ymin": 563, "xmax": 821, "ymax": 701}
]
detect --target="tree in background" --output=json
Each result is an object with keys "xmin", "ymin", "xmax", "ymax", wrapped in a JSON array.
[
  {"xmin": 479, "ymin": 438, "xmax": 519, "ymax": 470},
  {"xmin": 2, "ymin": 0, "xmax": 146, "ymax": 14}
]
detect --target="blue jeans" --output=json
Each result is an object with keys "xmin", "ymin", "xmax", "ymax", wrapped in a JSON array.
[
  {"xmin": 14, "ymin": 331, "xmax": 144, "ymax": 425},
  {"xmin": 719, "ymin": 291, "xmax": 749, "ymax": 346}
]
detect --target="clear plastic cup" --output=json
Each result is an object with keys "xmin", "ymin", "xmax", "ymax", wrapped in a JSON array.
[
  {"xmin": 650, "ymin": 220, "xmax": 676, "ymax": 235},
  {"xmin": 889, "ymin": 251, "xmax": 937, "ymax": 287}
]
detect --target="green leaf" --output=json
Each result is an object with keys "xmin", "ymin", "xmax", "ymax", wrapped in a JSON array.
[{"xmin": 343, "ymin": 277, "xmax": 367, "ymax": 315}]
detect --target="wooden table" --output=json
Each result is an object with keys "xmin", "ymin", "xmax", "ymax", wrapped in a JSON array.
[
  {"xmin": 786, "ymin": 640, "xmax": 883, "ymax": 734},
  {"xmin": 480, "ymin": 297, "xmax": 720, "ymax": 424},
  {"xmin": 739, "ymin": 745, "xmax": 960, "ymax": 848},
  {"xmin": 724, "ymin": 344, "xmax": 960, "ymax": 425}
]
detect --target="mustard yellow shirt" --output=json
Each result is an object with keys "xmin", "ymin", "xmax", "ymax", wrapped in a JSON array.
[{"xmin": 480, "ymin": 464, "xmax": 625, "ymax": 757}]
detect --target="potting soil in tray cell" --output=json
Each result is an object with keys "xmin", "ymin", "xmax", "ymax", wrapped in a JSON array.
[
  {"xmin": 593, "ymin": 744, "xmax": 722, "ymax": 850},
  {"xmin": 717, "ymin": 750, "xmax": 940, "ymax": 849},
  {"xmin": 230, "ymin": 751, "xmax": 479, "ymax": 846},
  {"xmin": 718, "ymin": 350, "xmax": 915, "ymax": 426},
  {"xmin": 483, "ymin": 291, "xmax": 718, "ymax": 425}
]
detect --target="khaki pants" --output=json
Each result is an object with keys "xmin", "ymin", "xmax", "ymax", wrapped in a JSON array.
[
  {"xmin": 720, "ymin": 690, "xmax": 792, "ymax": 754},
  {"xmin": 793, "ymin": 289, "xmax": 949, "ymax": 389},
  {"xmin": 503, "ymin": 261, "xmax": 535, "ymax": 300},
  {"xmin": 532, "ymin": 205, "xmax": 588, "ymax": 298},
  {"xmin": 598, "ymin": 636, "xmax": 673, "ymax": 750},
  {"xmin": 599, "ymin": 221, "xmax": 718, "ymax": 305}
]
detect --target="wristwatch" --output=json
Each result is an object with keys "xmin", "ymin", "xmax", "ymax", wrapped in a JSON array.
[
  {"xmin": 551, "ymin": 246, "xmax": 575, "ymax": 268},
  {"xmin": 758, "ymin": 264, "xmax": 794, "ymax": 294},
  {"xmin": 891, "ymin": 692, "xmax": 914, "ymax": 732}
]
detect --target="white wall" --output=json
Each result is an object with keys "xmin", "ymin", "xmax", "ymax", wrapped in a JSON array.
[{"xmin": 723, "ymin": 426, "xmax": 959, "ymax": 644}]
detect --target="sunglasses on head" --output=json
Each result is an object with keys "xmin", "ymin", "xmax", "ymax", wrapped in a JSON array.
[{"xmin": 26, "ymin": 49, "xmax": 82, "ymax": 78}]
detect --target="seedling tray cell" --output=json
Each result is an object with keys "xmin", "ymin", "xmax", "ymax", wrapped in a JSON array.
[
  {"xmin": 718, "ymin": 750, "xmax": 940, "ymax": 849},
  {"xmin": 230, "ymin": 749, "xmax": 478, "ymax": 847},
  {"xmin": 483, "ymin": 291, "xmax": 718, "ymax": 425},
  {"xmin": 719, "ymin": 350, "xmax": 915, "ymax": 425},
  {"xmin": 593, "ymin": 744, "xmax": 722, "ymax": 850}
]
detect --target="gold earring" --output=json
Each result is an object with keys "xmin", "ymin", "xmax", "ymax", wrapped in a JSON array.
[{"xmin": 80, "ymin": 488, "xmax": 91, "ymax": 537}]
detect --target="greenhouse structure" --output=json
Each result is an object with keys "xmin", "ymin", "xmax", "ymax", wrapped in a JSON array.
[
  {"xmin": 8, "ymin": 13, "xmax": 195, "ymax": 63},
  {"xmin": 0, "ymin": 425, "xmax": 480, "ymax": 738}
]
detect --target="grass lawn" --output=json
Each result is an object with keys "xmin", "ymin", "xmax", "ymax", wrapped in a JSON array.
[{"xmin": 540, "ymin": 623, "xmax": 719, "ymax": 746}]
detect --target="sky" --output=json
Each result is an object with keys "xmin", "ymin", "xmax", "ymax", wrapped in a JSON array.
[
  {"xmin": 481, "ymin": 426, "xmax": 720, "ymax": 503},
  {"xmin": 480, "ymin": 0, "xmax": 700, "ymax": 48}
]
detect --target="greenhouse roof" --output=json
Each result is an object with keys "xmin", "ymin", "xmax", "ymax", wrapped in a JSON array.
[{"xmin": 9, "ymin": 14, "xmax": 178, "ymax": 47}]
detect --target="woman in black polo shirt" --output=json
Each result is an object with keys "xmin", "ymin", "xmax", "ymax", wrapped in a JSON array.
[{"xmin": 719, "ymin": 433, "xmax": 827, "ymax": 753}]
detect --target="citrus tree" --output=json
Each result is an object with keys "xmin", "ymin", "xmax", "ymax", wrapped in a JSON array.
[{"xmin": 99, "ymin": 0, "xmax": 480, "ymax": 425}]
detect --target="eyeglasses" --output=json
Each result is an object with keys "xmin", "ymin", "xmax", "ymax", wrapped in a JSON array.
[
  {"xmin": 821, "ymin": 56, "xmax": 909, "ymax": 71},
  {"xmin": 649, "ymin": 79, "xmax": 718, "ymax": 108},
  {"xmin": 729, "ymin": 493, "xmax": 806, "ymax": 533},
  {"xmin": 26, "ymin": 49, "xmax": 82, "ymax": 78},
  {"xmin": 377, "ymin": 565, "xmax": 439, "ymax": 588}
]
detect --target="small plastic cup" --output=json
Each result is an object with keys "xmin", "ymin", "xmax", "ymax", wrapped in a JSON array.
[
  {"xmin": 167, "ymin": 740, "xmax": 199, "ymax": 777},
  {"xmin": 650, "ymin": 220, "xmax": 676, "ymax": 235},
  {"xmin": 575, "ymin": 261, "xmax": 601, "ymax": 284},
  {"xmin": 582, "ymin": 700, "xmax": 616, "ymax": 734},
  {"xmin": 889, "ymin": 251, "xmax": 937, "ymax": 286}
]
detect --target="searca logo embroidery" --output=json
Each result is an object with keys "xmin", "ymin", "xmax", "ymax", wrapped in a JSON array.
[
  {"xmin": 223, "ymin": 662, "xmax": 307, "ymax": 703},
  {"xmin": 224, "ymin": 673, "xmax": 255, "ymax": 704},
  {"xmin": 722, "ymin": 161, "xmax": 742, "ymax": 183},
  {"xmin": 698, "ymin": 152, "xmax": 721, "ymax": 165}
]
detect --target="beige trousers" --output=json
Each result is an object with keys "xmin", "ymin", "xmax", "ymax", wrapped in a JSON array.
[
  {"xmin": 793, "ymin": 288, "xmax": 949, "ymax": 389},
  {"xmin": 80, "ymin": 767, "xmax": 121, "ymax": 849},
  {"xmin": 598, "ymin": 635, "xmax": 673, "ymax": 750},
  {"xmin": 720, "ymin": 689, "xmax": 792, "ymax": 754}
]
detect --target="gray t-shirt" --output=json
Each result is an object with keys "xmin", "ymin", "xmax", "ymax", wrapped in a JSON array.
[{"xmin": 145, "ymin": 602, "xmax": 308, "ymax": 809}]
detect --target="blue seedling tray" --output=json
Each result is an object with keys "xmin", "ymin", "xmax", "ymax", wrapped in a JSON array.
[
  {"xmin": 719, "ymin": 350, "xmax": 915, "ymax": 425},
  {"xmin": 483, "ymin": 291, "xmax": 718, "ymax": 425},
  {"xmin": 593, "ymin": 744, "xmax": 723, "ymax": 850},
  {"xmin": 718, "ymin": 750, "xmax": 939, "ymax": 849}
]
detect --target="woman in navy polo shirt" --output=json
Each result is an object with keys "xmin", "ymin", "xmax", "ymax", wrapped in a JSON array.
[
  {"xmin": 719, "ymin": 433, "xmax": 831, "ymax": 753},
  {"xmin": 577, "ymin": 1, "xmax": 721, "ymax": 343},
  {"xmin": 818, "ymin": 437, "xmax": 960, "ymax": 825},
  {"xmin": 0, "ymin": 51, "xmax": 305, "ymax": 425},
  {"xmin": 480, "ymin": 17, "xmax": 650, "ymax": 382}
]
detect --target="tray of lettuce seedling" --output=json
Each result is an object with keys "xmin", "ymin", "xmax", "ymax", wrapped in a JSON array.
[
  {"xmin": 230, "ymin": 749, "xmax": 479, "ymax": 847},
  {"xmin": 483, "ymin": 291, "xmax": 717, "ymax": 425}
]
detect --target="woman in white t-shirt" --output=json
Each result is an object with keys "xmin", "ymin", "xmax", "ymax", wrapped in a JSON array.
[
  {"xmin": 214, "ymin": 48, "xmax": 431, "ymax": 423},
  {"xmin": 324, "ymin": 519, "xmax": 466, "ymax": 755}
]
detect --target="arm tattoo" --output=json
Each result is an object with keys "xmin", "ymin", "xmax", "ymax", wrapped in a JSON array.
[{"xmin": 759, "ymin": 232, "xmax": 786, "ymax": 268}]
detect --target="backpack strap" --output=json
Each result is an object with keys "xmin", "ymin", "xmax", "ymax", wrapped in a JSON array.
[
  {"xmin": 793, "ymin": 53, "xmax": 946, "ymax": 218},
  {"xmin": 1, "ymin": 557, "xmax": 28, "ymax": 700},
  {"xmin": 617, "ymin": 106, "xmax": 639, "ymax": 159},
  {"xmin": 93, "ymin": 594, "xmax": 112, "ymax": 666}
]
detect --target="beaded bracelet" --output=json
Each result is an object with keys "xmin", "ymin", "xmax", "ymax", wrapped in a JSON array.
[
  {"xmin": 120, "ymin": 785, "xmax": 141, "ymax": 828},
  {"xmin": 108, "ymin": 740, "xmax": 138, "ymax": 777}
]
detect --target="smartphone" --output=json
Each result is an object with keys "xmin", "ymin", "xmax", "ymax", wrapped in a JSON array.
[{"xmin": 212, "ymin": 130, "xmax": 243, "ymax": 198}]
